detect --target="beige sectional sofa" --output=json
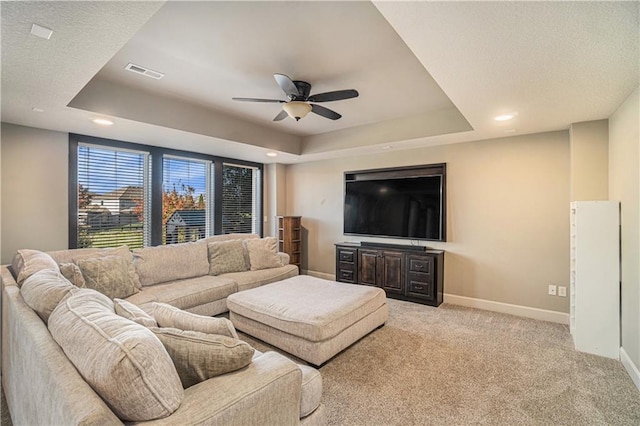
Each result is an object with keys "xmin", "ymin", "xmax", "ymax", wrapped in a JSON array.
[{"xmin": 1, "ymin": 234, "xmax": 325, "ymax": 425}]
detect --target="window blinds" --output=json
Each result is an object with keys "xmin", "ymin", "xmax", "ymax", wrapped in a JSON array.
[
  {"xmin": 77, "ymin": 144, "xmax": 150, "ymax": 248},
  {"xmin": 222, "ymin": 163, "xmax": 259, "ymax": 234}
]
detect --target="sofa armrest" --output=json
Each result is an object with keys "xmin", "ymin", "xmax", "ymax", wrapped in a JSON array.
[
  {"xmin": 135, "ymin": 351, "xmax": 302, "ymax": 426},
  {"xmin": 278, "ymin": 252, "xmax": 290, "ymax": 265},
  {"xmin": 2, "ymin": 267, "xmax": 122, "ymax": 426}
]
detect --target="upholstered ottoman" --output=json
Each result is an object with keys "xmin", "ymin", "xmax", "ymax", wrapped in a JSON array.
[{"xmin": 227, "ymin": 275, "xmax": 388, "ymax": 366}]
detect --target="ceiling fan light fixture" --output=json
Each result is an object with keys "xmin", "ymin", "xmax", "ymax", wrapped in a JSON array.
[{"xmin": 283, "ymin": 101, "xmax": 312, "ymax": 121}]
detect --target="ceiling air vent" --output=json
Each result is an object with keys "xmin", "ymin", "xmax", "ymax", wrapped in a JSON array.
[{"xmin": 125, "ymin": 63, "xmax": 164, "ymax": 80}]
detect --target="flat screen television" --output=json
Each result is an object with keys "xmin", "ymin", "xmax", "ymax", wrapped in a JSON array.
[{"xmin": 344, "ymin": 164, "xmax": 446, "ymax": 241}]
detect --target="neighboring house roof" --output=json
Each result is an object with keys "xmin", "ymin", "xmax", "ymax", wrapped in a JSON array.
[
  {"xmin": 167, "ymin": 210, "xmax": 205, "ymax": 227},
  {"xmin": 95, "ymin": 186, "xmax": 143, "ymax": 201}
]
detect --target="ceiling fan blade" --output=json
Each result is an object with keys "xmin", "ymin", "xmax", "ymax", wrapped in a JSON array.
[
  {"xmin": 308, "ymin": 89, "xmax": 359, "ymax": 103},
  {"xmin": 232, "ymin": 97, "xmax": 285, "ymax": 103},
  {"xmin": 273, "ymin": 110, "xmax": 288, "ymax": 121},
  {"xmin": 311, "ymin": 104, "xmax": 341, "ymax": 120},
  {"xmin": 274, "ymin": 74, "xmax": 299, "ymax": 98}
]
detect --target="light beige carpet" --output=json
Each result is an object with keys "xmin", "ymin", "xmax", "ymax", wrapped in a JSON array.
[
  {"xmin": 2, "ymin": 299, "xmax": 639, "ymax": 425},
  {"xmin": 241, "ymin": 299, "xmax": 640, "ymax": 425}
]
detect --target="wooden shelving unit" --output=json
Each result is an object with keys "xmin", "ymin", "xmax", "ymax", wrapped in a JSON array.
[{"xmin": 277, "ymin": 216, "xmax": 302, "ymax": 270}]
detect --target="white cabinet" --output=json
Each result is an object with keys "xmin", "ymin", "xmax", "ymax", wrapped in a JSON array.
[{"xmin": 569, "ymin": 201, "xmax": 620, "ymax": 359}]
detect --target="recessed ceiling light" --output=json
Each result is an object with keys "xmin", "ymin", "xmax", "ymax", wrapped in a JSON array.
[
  {"xmin": 30, "ymin": 24, "xmax": 53, "ymax": 40},
  {"xmin": 494, "ymin": 112, "xmax": 518, "ymax": 121},
  {"xmin": 31, "ymin": 107, "xmax": 44, "ymax": 113},
  {"xmin": 266, "ymin": 152, "xmax": 278, "ymax": 157},
  {"xmin": 92, "ymin": 118, "xmax": 114, "ymax": 126}
]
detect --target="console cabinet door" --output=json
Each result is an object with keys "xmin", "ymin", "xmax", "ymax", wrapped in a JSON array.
[
  {"xmin": 359, "ymin": 250, "xmax": 379, "ymax": 286},
  {"xmin": 379, "ymin": 250, "xmax": 404, "ymax": 295}
]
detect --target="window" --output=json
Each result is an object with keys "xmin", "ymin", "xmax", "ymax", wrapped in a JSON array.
[
  {"xmin": 76, "ymin": 144, "xmax": 151, "ymax": 248},
  {"xmin": 222, "ymin": 163, "xmax": 261, "ymax": 234},
  {"xmin": 163, "ymin": 156, "xmax": 210, "ymax": 244},
  {"xmin": 69, "ymin": 134, "xmax": 263, "ymax": 248}
]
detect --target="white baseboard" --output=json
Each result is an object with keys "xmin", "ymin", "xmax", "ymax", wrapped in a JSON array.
[
  {"xmin": 305, "ymin": 271, "xmax": 569, "ymax": 324},
  {"xmin": 620, "ymin": 347, "xmax": 640, "ymax": 392},
  {"xmin": 443, "ymin": 294, "xmax": 569, "ymax": 324}
]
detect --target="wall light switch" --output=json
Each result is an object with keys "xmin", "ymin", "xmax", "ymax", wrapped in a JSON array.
[
  {"xmin": 548, "ymin": 285, "xmax": 557, "ymax": 296},
  {"xmin": 558, "ymin": 286, "xmax": 567, "ymax": 297}
]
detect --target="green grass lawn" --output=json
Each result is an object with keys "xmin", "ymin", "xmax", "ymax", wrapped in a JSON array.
[{"xmin": 84, "ymin": 226, "xmax": 144, "ymax": 249}]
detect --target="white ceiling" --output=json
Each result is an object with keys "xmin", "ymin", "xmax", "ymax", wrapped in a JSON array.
[{"xmin": 1, "ymin": 1, "xmax": 638, "ymax": 164}]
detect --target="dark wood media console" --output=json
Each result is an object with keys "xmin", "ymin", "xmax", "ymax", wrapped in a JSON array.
[{"xmin": 335, "ymin": 242, "xmax": 444, "ymax": 307}]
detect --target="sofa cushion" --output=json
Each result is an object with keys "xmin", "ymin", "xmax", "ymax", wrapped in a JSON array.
[
  {"xmin": 151, "ymin": 327, "xmax": 254, "ymax": 389},
  {"xmin": 220, "ymin": 264, "xmax": 298, "ymax": 292},
  {"xmin": 20, "ymin": 269, "xmax": 78, "ymax": 323},
  {"xmin": 77, "ymin": 255, "xmax": 140, "ymax": 299},
  {"xmin": 48, "ymin": 289, "xmax": 184, "ymax": 422},
  {"xmin": 252, "ymin": 349, "xmax": 323, "ymax": 419},
  {"xmin": 114, "ymin": 298, "xmax": 157, "ymax": 327},
  {"xmin": 147, "ymin": 302, "xmax": 238, "ymax": 338},
  {"xmin": 125, "ymin": 275, "xmax": 237, "ymax": 310},
  {"xmin": 58, "ymin": 262, "xmax": 86, "ymax": 288},
  {"xmin": 298, "ymin": 365, "xmax": 323, "ymax": 418},
  {"xmin": 207, "ymin": 239, "xmax": 248, "ymax": 276},
  {"xmin": 200, "ymin": 233, "xmax": 259, "ymax": 245},
  {"xmin": 133, "ymin": 241, "xmax": 209, "ymax": 287},
  {"xmin": 245, "ymin": 237, "xmax": 283, "ymax": 271},
  {"xmin": 11, "ymin": 249, "xmax": 59, "ymax": 286},
  {"xmin": 48, "ymin": 245, "xmax": 141, "ymax": 290}
]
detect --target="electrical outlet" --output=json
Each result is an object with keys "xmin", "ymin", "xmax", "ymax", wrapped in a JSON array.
[
  {"xmin": 548, "ymin": 285, "xmax": 557, "ymax": 296},
  {"xmin": 558, "ymin": 286, "xmax": 567, "ymax": 297}
]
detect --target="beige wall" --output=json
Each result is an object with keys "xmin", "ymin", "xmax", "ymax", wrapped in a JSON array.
[
  {"xmin": 286, "ymin": 131, "xmax": 571, "ymax": 313},
  {"xmin": 264, "ymin": 163, "xmax": 288, "ymax": 237},
  {"xmin": 570, "ymin": 120, "xmax": 609, "ymax": 201},
  {"xmin": 609, "ymin": 86, "xmax": 640, "ymax": 371},
  {"xmin": 1, "ymin": 123, "xmax": 69, "ymax": 263}
]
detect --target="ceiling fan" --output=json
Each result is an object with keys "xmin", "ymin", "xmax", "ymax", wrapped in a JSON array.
[{"xmin": 232, "ymin": 74, "xmax": 359, "ymax": 122}]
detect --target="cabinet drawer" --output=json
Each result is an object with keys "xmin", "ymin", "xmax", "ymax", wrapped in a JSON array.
[
  {"xmin": 408, "ymin": 257, "xmax": 433, "ymax": 274},
  {"xmin": 339, "ymin": 250, "xmax": 355, "ymax": 262},
  {"xmin": 407, "ymin": 279, "xmax": 434, "ymax": 300},
  {"xmin": 338, "ymin": 269, "xmax": 355, "ymax": 282}
]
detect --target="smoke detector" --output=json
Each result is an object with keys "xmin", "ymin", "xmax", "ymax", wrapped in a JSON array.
[{"xmin": 125, "ymin": 63, "xmax": 164, "ymax": 80}]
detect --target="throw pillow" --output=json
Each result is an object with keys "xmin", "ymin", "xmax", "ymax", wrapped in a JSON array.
[
  {"xmin": 149, "ymin": 302, "xmax": 238, "ymax": 338},
  {"xmin": 244, "ymin": 237, "xmax": 283, "ymax": 271},
  {"xmin": 49, "ymin": 246, "xmax": 142, "ymax": 289},
  {"xmin": 207, "ymin": 239, "xmax": 247, "ymax": 276},
  {"xmin": 12, "ymin": 249, "xmax": 60, "ymax": 287},
  {"xmin": 20, "ymin": 269, "xmax": 78, "ymax": 323},
  {"xmin": 58, "ymin": 263, "xmax": 86, "ymax": 288},
  {"xmin": 77, "ymin": 255, "xmax": 140, "ymax": 299},
  {"xmin": 48, "ymin": 289, "xmax": 184, "ymax": 421},
  {"xmin": 114, "ymin": 298, "xmax": 158, "ymax": 328},
  {"xmin": 151, "ymin": 327, "xmax": 254, "ymax": 388}
]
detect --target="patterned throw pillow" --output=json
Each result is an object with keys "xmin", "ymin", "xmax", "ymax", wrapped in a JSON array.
[
  {"xmin": 58, "ymin": 263, "xmax": 86, "ymax": 288},
  {"xmin": 114, "ymin": 298, "xmax": 158, "ymax": 328},
  {"xmin": 149, "ymin": 302, "xmax": 238, "ymax": 338},
  {"xmin": 151, "ymin": 327, "xmax": 254, "ymax": 388},
  {"xmin": 207, "ymin": 239, "xmax": 247, "ymax": 276},
  {"xmin": 77, "ymin": 255, "xmax": 140, "ymax": 299},
  {"xmin": 244, "ymin": 237, "xmax": 284, "ymax": 270},
  {"xmin": 48, "ymin": 290, "xmax": 183, "ymax": 421}
]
